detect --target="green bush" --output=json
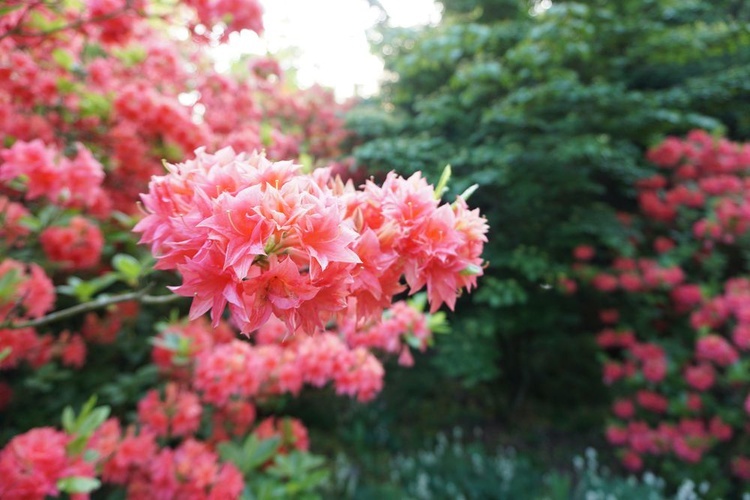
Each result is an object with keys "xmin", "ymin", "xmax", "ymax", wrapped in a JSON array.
[{"xmin": 348, "ymin": 0, "xmax": 750, "ymax": 419}]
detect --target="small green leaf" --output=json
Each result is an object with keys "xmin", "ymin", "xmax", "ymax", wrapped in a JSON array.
[
  {"xmin": 52, "ymin": 48, "xmax": 75, "ymax": 70},
  {"xmin": 407, "ymin": 292, "xmax": 427, "ymax": 313},
  {"xmin": 61, "ymin": 406, "xmax": 75, "ymax": 433},
  {"xmin": 77, "ymin": 406, "xmax": 110, "ymax": 437},
  {"xmin": 460, "ymin": 264, "xmax": 483, "ymax": 276},
  {"xmin": 0, "ymin": 268, "xmax": 21, "ymax": 302},
  {"xmin": 434, "ymin": 164, "xmax": 452, "ymax": 199},
  {"xmin": 457, "ymin": 183, "xmax": 479, "ymax": 201},
  {"xmin": 57, "ymin": 476, "xmax": 101, "ymax": 494},
  {"xmin": 0, "ymin": 4, "xmax": 24, "ymax": 16},
  {"xmin": 247, "ymin": 436, "xmax": 282, "ymax": 470},
  {"xmin": 83, "ymin": 448, "xmax": 100, "ymax": 463},
  {"xmin": 79, "ymin": 92, "xmax": 111, "ymax": 119},
  {"xmin": 427, "ymin": 311, "xmax": 450, "ymax": 334},
  {"xmin": 112, "ymin": 254, "xmax": 142, "ymax": 285}
]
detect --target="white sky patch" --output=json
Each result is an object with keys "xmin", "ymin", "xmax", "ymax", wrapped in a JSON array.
[{"xmin": 212, "ymin": 0, "xmax": 442, "ymax": 99}]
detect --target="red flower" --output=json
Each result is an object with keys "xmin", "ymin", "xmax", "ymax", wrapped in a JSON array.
[
  {"xmin": 684, "ymin": 364, "xmax": 715, "ymax": 391},
  {"xmin": 40, "ymin": 216, "xmax": 104, "ymax": 270},
  {"xmin": 573, "ymin": 245, "xmax": 595, "ymax": 261}
]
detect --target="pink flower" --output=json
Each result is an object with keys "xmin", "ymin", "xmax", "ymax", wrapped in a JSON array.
[
  {"xmin": 732, "ymin": 456, "xmax": 750, "ymax": 480},
  {"xmin": 684, "ymin": 364, "xmax": 715, "ymax": 391},
  {"xmin": 194, "ymin": 340, "xmax": 266, "ymax": 405},
  {"xmin": 59, "ymin": 332, "xmax": 87, "ymax": 369},
  {"xmin": 636, "ymin": 390, "xmax": 669, "ymax": 413},
  {"xmin": 592, "ymin": 274, "xmax": 618, "ymax": 292},
  {"xmin": 0, "ymin": 428, "xmax": 70, "ymax": 499},
  {"xmin": 647, "ymin": 137, "xmax": 684, "ymax": 167},
  {"xmin": 0, "ymin": 196, "xmax": 31, "ymax": 246},
  {"xmin": 696, "ymin": 334, "xmax": 739, "ymax": 366},
  {"xmin": 573, "ymin": 245, "xmax": 595, "ymax": 261},
  {"xmin": 40, "ymin": 216, "xmax": 104, "ymax": 270},
  {"xmin": 686, "ymin": 393, "xmax": 702, "ymax": 412},
  {"xmin": 137, "ymin": 383, "xmax": 202, "ymax": 438},
  {"xmin": 621, "ymin": 449, "xmax": 643, "ymax": 471},
  {"xmin": 709, "ymin": 417, "xmax": 733, "ymax": 441},
  {"xmin": 599, "ymin": 309, "xmax": 619, "ymax": 324},
  {"xmin": 0, "ymin": 260, "xmax": 55, "ymax": 322},
  {"xmin": 136, "ymin": 148, "xmax": 487, "ymax": 334},
  {"xmin": 671, "ymin": 284, "xmax": 703, "ymax": 312},
  {"xmin": 102, "ymin": 428, "xmax": 157, "ymax": 485},
  {"xmin": 606, "ymin": 425, "xmax": 628, "ymax": 445},
  {"xmin": 733, "ymin": 324, "xmax": 750, "ymax": 350},
  {"xmin": 0, "ymin": 139, "xmax": 58, "ymax": 201},
  {"xmin": 255, "ymin": 417, "xmax": 309, "ymax": 453},
  {"xmin": 612, "ymin": 399, "xmax": 635, "ymax": 419}
]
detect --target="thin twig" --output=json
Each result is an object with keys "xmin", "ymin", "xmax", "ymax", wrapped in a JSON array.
[
  {"xmin": 0, "ymin": 285, "xmax": 184, "ymax": 330},
  {"xmin": 0, "ymin": 0, "xmax": 140, "ymax": 42}
]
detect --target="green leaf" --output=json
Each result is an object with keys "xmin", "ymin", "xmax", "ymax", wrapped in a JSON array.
[
  {"xmin": 112, "ymin": 45, "xmax": 147, "ymax": 67},
  {"xmin": 0, "ymin": 347, "xmax": 11, "ymax": 363},
  {"xmin": 61, "ymin": 406, "xmax": 76, "ymax": 433},
  {"xmin": 460, "ymin": 263, "xmax": 483, "ymax": 276},
  {"xmin": 247, "ymin": 436, "xmax": 282, "ymax": 470},
  {"xmin": 77, "ymin": 407, "xmax": 110, "ymax": 437},
  {"xmin": 79, "ymin": 91, "xmax": 111, "ymax": 119},
  {"xmin": 57, "ymin": 476, "xmax": 101, "ymax": 494},
  {"xmin": 406, "ymin": 292, "xmax": 427, "ymax": 313},
  {"xmin": 434, "ymin": 164, "xmax": 452, "ymax": 199},
  {"xmin": 219, "ymin": 435, "xmax": 281, "ymax": 475},
  {"xmin": 58, "ymin": 274, "xmax": 117, "ymax": 302},
  {"xmin": 427, "ymin": 311, "xmax": 450, "ymax": 334},
  {"xmin": 0, "ymin": 268, "xmax": 21, "ymax": 302},
  {"xmin": 457, "ymin": 183, "xmax": 479, "ymax": 201},
  {"xmin": 52, "ymin": 48, "xmax": 75, "ymax": 70},
  {"xmin": 112, "ymin": 254, "xmax": 142, "ymax": 285},
  {"xmin": 0, "ymin": 4, "xmax": 24, "ymax": 16}
]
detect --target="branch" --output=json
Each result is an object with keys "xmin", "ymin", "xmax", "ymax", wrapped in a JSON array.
[
  {"xmin": 0, "ymin": 0, "xmax": 142, "ymax": 42},
  {"xmin": 0, "ymin": 286, "xmax": 184, "ymax": 330}
]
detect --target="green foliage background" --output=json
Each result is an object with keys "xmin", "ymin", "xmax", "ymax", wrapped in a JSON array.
[{"xmin": 346, "ymin": 0, "xmax": 750, "ymax": 425}]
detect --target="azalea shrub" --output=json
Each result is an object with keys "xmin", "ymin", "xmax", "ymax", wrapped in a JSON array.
[
  {"xmin": 571, "ymin": 131, "xmax": 750, "ymax": 496},
  {"xmin": 0, "ymin": 2, "xmax": 488, "ymax": 499}
]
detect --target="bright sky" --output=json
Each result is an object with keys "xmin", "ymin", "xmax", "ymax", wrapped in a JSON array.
[{"xmin": 213, "ymin": 0, "xmax": 442, "ymax": 99}]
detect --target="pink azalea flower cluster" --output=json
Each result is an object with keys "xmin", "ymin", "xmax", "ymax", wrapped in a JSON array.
[
  {"xmin": 0, "ymin": 427, "xmax": 96, "ymax": 499},
  {"xmin": 0, "ymin": 326, "xmax": 88, "ymax": 372},
  {"xmin": 80, "ymin": 301, "xmax": 140, "ymax": 345},
  {"xmin": 85, "ymin": 0, "xmax": 147, "ymax": 45},
  {"xmin": 137, "ymin": 383, "xmax": 203, "ymax": 439},
  {"xmin": 583, "ymin": 256, "xmax": 685, "ymax": 294},
  {"xmin": 606, "ymin": 416, "xmax": 733, "ymax": 470},
  {"xmin": 1, "ymin": 1, "xmax": 348, "ymax": 215},
  {"xmin": 254, "ymin": 417, "xmax": 309, "ymax": 454},
  {"xmin": 0, "ymin": 404, "xmax": 270, "ymax": 499},
  {"xmin": 148, "ymin": 301, "xmax": 435, "ymax": 440},
  {"xmin": 642, "ymin": 129, "xmax": 750, "ymax": 242},
  {"xmin": 183, "ymin": 0, "xmax": 264, "ymax": 41},
  {"xmin": 0, "ymin": 258, "xmax": 55, "ymax": 322},
  {"xmin": 341, "ymin": 300, "xmax": 433, "ymax": 367},
  {"xmin": 186, "ymin": 327, "xmax": 385, "ymax": 405},
  {"xmin": 576, "ymin": 133, "xmax": 750, "ymax": 480},
  {"xmin": 135, "ymin": 147, "xmax": 487, "ymax": 335},
  {"xmin": 1, "ymin": 307, "xmax": 429, "ymax": 498},
  {"xmin": 0, "ymin": 140, "xmax": 107, "ymax": 211},
  {"xmin": 87, "ymin": 420, "xmax": 244, "ymax": 499},
  {"xmin": 125, "ymin": 439, "xmax": 243, "ymax": 499},
  {"xmin": 40, "ymin": 216, "xmax": 105, "ymax": 270},
  {"xmin": 0, "ymin": 196, "xmax": 30, "ymax": 247}
]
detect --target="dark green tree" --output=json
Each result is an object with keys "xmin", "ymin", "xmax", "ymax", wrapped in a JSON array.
[{"xmin": 347, "ymin": 0, "xmax": 750, "ymax": 419}]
